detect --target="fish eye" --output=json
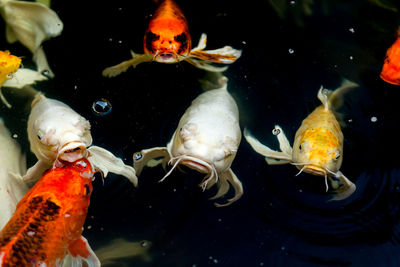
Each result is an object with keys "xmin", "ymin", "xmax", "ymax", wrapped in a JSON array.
[
  {"xmin": 37, "ymin": 130, "xmax": 44, "ymax": 140},
  {"xmin": 334, "ymin": 154, "xmax": 341, "ymax": 160},
  {"xmin": 84, "ymin": 184, "xmax": 91, "ymax": 196},
  {"xmin": 6, "ymin": 73, "xmax": 13, "ymax": 79},
  {"xmin": 298, "ymin": 144, "xmax": 302, "ymax": 150}
]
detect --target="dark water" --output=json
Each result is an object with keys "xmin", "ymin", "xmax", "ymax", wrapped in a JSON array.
[{"xmin": 2, "ymin": 0, "xmax": 400, "ymax": 266}]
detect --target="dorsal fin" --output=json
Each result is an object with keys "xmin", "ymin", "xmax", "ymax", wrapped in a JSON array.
[{"xmin": 317, "ymin": 79, "xmax": 358, "ymax": 111}]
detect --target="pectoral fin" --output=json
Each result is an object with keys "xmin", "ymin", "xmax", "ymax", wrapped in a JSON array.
[
  {"xmin": 184, "ymin": 58, "xmax": 228, "ymax": 72},
  {"xmin": 328, "ymin": 171, "xmax": 356, "ymax": 201},
  {"xmin": 87, "ymin": 146, "xmax": 138, "ymax": 187},
  {"xmin": 22, "ymin": 160, "xmax": 50, "ymax": 183},
  {"xmin": 244, "ymin": 128, "xmax": 292, "ymax": 165},
  {"xmin": 133, "ymin": 147, "xmax": 169, "ymax": 176},
  {"xmin": 68, "ymin": 236, "xmax": 100, "ymax": 267},
  {"xmin": 214, "ymin": 169, "xmax": 243, "ymax": 207},
  {"xmin": 102, "ymin": 52, "xmax": 153, "ymax": 77}
]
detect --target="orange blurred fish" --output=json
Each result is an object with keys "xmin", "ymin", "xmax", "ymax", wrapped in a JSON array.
[
  {"xmin": 102, "ymin": 0, "xmax": 242, "ymax": 77},
  {"xmin": 244, "ymin": 79, "xmax": 358, "ymax": 200},
  {"xmin": 0, "ymin": 159, "xmax": 100, "ymax": 266},
  {"xmin": 0, "ymin": 51, "xmax": 21, "ymax": 108},
  {"xmin": 381, "ymin": 29, "xmax": 400, "ymax": 85}
]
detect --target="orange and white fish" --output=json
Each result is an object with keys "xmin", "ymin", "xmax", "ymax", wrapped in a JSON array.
[
  {"xmin": 102, "ymin": 0, "xmax": 242, "ymax": 77},
  {"xmin": 0, "ymin": 158, "xmax": 100, "ymax": 266},
  {"xmin": 0, "ymin": 50, "xmax": 47, "ymax": 108},
  {"xmin": 381, "ymin": 28, "xmax": 400, "ymax": 85},
  {"xmin": 244, "ymin": 79, "xmax": 358, "ymax": 200}
]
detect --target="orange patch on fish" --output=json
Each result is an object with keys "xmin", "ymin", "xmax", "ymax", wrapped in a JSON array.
[
  {"xmin": 381, "ymin": 29, "xmax": 400, "ymax": 85},
  {"xmin": 0, "ymin": 50, "xmax": 21, "ymax": 85}
]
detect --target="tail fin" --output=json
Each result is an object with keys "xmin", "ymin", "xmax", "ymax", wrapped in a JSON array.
[{"xmin": 318, "ymin": 79, "xmax": 358, "ymax": 111}]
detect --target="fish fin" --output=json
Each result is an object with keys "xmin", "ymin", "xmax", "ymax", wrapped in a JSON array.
[
  {"xmin": 184, "ymin": 58, "xmax": 228, "ymax": 72},
  {"xmin": 1, "ymin": 1, "xmax": 63, "ymax": 51},
  {"xmin": 5, "ymin": 25, "xmax": 17, "ymax": 44},
  {"xmin": 87, "ymin": 146, "xmax": 138, "ymax": 187},
  {"xmin": 3, "ymin": 68, "xmax": 47, "ymax": 88},
  {"xmin": 68, "ymin": 236, "xmax": 100, "ymax": 267},
  {"xmin": 102, "ymin": 53, "xmax": 153, "ymax": 77},
  {"xmin": 265, "ymin": 158, "xmax": 291, "ymax": 165},
  {"xmin": 209, "ymin": 173, "xmax": 229, "ymax": 200},
  {"xmin": 244, "ymin": 128, "xmax": 292, "ymax": 164},
  {"xmin": 318, "ymin": 79, "xmax": 358, "ymax": 110},
  {"xmin": 33, "ymin": 46, "xmax": 54, "ymax": 77},
  {"xmin": 22, "ymin": 160, "xmax": 50, "ymax": 183},
  {"xmin": 133, "ymin": 147, "xmax": 169, "ymax": 176},
  {"xmin": 274, "ymin": 125, "xmax": 293, "ymax": 155},
  {"xmin": 328, "ymin": 171, "xmax": 356, "ymax": 201},
  {"xmin": 94, "ymin": 238, "xmax": 152, "ymax": 265},
  {"xmin": 191, "ymin": 33, "xmax": 208, "ymax": 51},
  {"xmin": 214, "ymin": 169, "xmax": 243, "ymax": 207}
]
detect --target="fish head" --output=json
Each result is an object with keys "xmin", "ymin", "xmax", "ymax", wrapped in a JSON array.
[
  {"xmin": 0, "ymin": 50, "xmax": 21, "ymax": 85},
  {"xmin": 292, "ymin": 130, "xmax": 343, "ymax": 177},
  {"xmin": 380, "ymin": 45, "xmax": 400, "ymax": 85},
  {"xmin": 30, "ymin": 115, "xmax": 92, "ymax": 166},
  {"xmin": 144, "ymin": 21, "xmax": 191, "ymax": 62}
]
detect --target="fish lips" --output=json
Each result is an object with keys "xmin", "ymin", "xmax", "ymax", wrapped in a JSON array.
[{"xmin": 57, "ymin": 141, "xmax": 88, "ymax": 163}]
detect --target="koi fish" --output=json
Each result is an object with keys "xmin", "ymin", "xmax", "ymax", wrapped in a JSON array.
[
  {"xmin": 0, "ymin": 118, "xmax": 29, "ymax": 229},
  {"xmin": 0, "ymin": 50, "xmax": 47, "ymax": 108},
  {"xmin": 381, "ymin": 29, "xmax": 400, "ymax": 85},
  {"xmin": 23, "ymin": 89, "xmax": 138, "ymax": 187},
  {"xmin": 0, "ymin": 158, "xmax": 100, "ymax": 266},
  {"xmin": 102, "ymin": 0, "xmax": 242, "ymax": 77},
  {"xmin": 244, "ymin": 79, "xmax": 358, "ymax": 200},
  {"xmin": 0, "ymin": 0, "xmax": 63, "ymax": 77},
  {"xmin": 134, "ymin": 76, "xmax": 243, "ymax": 206}
]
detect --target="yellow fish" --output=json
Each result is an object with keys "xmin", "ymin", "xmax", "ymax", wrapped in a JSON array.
[
  {"xmin": 0, "ymin": 50, "xmax": 21, "ymax": 108},
  {"xmin": 244, "ymin": 79, "xmax": 358, "ymax": 200}
]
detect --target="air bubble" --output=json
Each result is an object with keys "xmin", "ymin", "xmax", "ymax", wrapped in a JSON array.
[
  {"xmin": 140, "ymin": 241, "xmax": 148, "ymax": 247},
  {"xmin": 288, "ymin": 48, "xmax": 294, "ymax": 54},
  {"xmin": 92, "ymin": 98, "xmax": 112, "ymax": 116},
  {"xmin": 134, "ymin": 153, "xmax": 143, "ymax": 161},
  {"xmin": 272, "ymin": 128, "xmax": 281, "ymax": 135},
  {"xmin": 371, "ymin": 116, "xmax": 377, "ymax": 122}
]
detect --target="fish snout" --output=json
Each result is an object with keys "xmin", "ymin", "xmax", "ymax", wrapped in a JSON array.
[
  {"xmin": 302, "ymin": 165, "xmax": 326, "ymax": 177},
  {"xmin": 58, "ymin": 141, "xmax": 88, "ymax": 163}
]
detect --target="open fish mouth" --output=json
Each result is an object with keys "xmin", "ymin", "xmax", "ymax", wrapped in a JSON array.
[
  {"xmin": 154, "ymin": 51, "xmax": 178, "ymax": 63},
  {"xmin": 303, "ymin": 165, "xmax": 326, "ymax": 177},
  {"xmin": 159, "ymin": 155, "xmax": 218, "ymax": 190},
  {"xmin": 57, "ymin": 141, "xmax": 87, "ymax": 164}
]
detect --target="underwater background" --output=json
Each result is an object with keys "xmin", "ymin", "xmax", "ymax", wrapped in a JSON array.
[{"xmin": 2, "ymin": 0, "xmax": 400, "ymax": 266}]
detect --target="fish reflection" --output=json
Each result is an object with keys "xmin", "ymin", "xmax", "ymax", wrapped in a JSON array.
[
  {"xmin": 245, "ymin": 79, "xmax": 358, "ymax": 200},
  {"xmin": 102, "ymin": 0, "xmax": 241, "ymax": 77},
  {"xmin": 0, "ymin": 159, "xmax": 100, "ymax": 266},
  {"xmin": 134, "ymin": 76, "xmax": 243, "ymax": 206}
]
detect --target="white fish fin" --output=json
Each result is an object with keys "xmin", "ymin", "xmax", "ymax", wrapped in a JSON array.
[
  {"xmin": 22, "ymin": 160, "xmax": 50, "ymax": 183},
  {"xmin": 33, "ymin": 46, "xmax": 54, "ymax": 77},
  {"xmin": 318, "ymin": 78, "xmax": 358, "ymax": 111},
  {"xmin": 328, "ymin": 171, "xmax": 356, "ymax": 201},
  {"xmin": 191, "ymin": 33, "xmax": 208, "ymax": 51},
  {"xmin": 209, "ymin": 173, "xmax": 230, "ymax": 200},
  {"xmin": 184, "ymin": 57, "xmax": 228, "ymax": 72},
  {"xmin": 244, "ymin": 128, "xmax": 292, "ymax": 163},
  {"xmin": 102, "ymin": 52, "xmax": 153, "ymax": 77},
  {"xmin": 189, "ymin": 46, "xmax": 242, "ymax": 64},
  {"xmin": 265, "ymin": 158, "xmax": 290, "ymax": 165},
  {"xmin": 95, "ymin": 238, "xmax": 152, "ymax": 265},
  {"xmin": 274, "ymin": 125, "xmax": 293, "ymax": 155},
  {"xmin": 5, "ymin": 25, "xmax": 17, "ymax": 43},
  {"xmin": 317, "ymin": 86, "xmax": 330, "ymax": 110},
  {"xmin": 1, "ymin": 1, "xmax": 63, "ymax": 52},
  {"xmin": 67, "ymin": 236, "xmax": 100, "ymax": 267},
  {"xmin": 87, "ymin": 146, "xmax": 138, "ymax": 187},
  {"xmin": 214, "ymin": 169, "xmax": 243, "ymax": 207},
  {"xmin": 133, "ymin": 147, "xmax": 169, "ymax": 176},
  {"xmin": 3, "ymin": 68, "xmax": 47, "ymax": 88}
]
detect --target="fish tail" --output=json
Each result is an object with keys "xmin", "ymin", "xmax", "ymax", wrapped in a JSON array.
[{"xmin": 318, "ymin": 78, "xmax": 358, "ymax": 111}]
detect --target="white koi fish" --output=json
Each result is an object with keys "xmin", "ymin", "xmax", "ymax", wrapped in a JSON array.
[
  {"xmin": 24, "ymin": 91, "xmax": 138, "ymax": 187},
  {"xmin": 134, "ymin": 77, "xmax": 243, "ymax": 207},
  {"xmin": 0, "ymin": 0, "xmax": 63, "ymax": 77},
  {"xmin": 244, "ymin": 79, "xmax": 358, "ymax": 200},
  {"xmin": 0, "ymin": 118, "xmax": 29, "ymax": 229}
]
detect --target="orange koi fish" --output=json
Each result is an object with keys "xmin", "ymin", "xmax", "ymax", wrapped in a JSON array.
[
  {"xmin": 0, "ymin": 159, "xmax": 100, "ymax": 266},
  {"xmin": 244, "ymin": 79, "xmax": 358, "ymax": 200},
  {"xmin": 381, "ymin": 29, "xmax": 400, "ymax": 85},
  {"xmin": 0, "ymin": 51, "xmax": 21, "ymax": 108},
  {"xmin": 102, "ymin": 0, "xmax": 242, "ymax": 77}
]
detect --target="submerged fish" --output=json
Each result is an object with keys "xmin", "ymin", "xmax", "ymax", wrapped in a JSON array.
[
  {"xmin": 0, "ymin": 0, "xmax": 63, "ymax": 77},
  {"xmin": 0, "ymin": 118, "xmax": 29, "ymax": 229},
  {"xmin": 102, "ymin": 0, "xmax": 242, "ymax": 77},
  {"xmin": 0, "ymin": 158, "xmax": 100, "ymax": 266},
  {"xmin": 244, "ymin": 79, "xmax": 358, "ymax": 200},
  {"xmin": 24, "ymin": 90, "xmax": 138, "ymax": 187},
  {"xmin": 0, "ymin": 50, "xmax": 47, "ymax": 108},
  {"xmin": 134, "ymin": 76, "xmax": 243, "ymax": 207},
  {"xmin": 381, "ymin": 29, "xmax": 400, "ymax": 85}
]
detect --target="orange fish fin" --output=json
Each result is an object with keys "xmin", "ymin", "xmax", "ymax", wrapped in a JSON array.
[
  {"xmin": 68, "ymin": 236, "xmax": 101, "ymax": 267},
  {"xmin": 102, "ymin": 52, "xmax": 153, "ymax": 77}
]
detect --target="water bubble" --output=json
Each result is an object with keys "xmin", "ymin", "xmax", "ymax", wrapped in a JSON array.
[
  {"xmin": 140, "ymin": 241, "xmax": 148, "ymax": 247},
  {"xmin": 12, "ymin": 133, "xmax": 18, "ymax": 138},
  {"xmin": 349, "ymin": 56, "xmax": 353, "ymax": 60},
  {"xmin": 272, "ymin": 128, "xmax": 281, "ymax": 135},
  {"xmin": 349, "ymin": 27, "xmax": 355, "ymax": 33},
  {"xmin": 41, "ymin": 70, "xmax": 50, "ymax": 77},
  {"xmin": 288, "ymin": 48, "xmax": 294, "ymax": 54},
  {"xmin": 6, "ymin": 73, "xmax": 13, "ymax": 79},
  {"xmin": 134, "ymin": 153, "xmax": 143, "ymax": 161},
  {"xmin": 92, "ymin": 98, "xmax": 112, "ymax": 116},
  {"xmin": 370, "ymin": 116, "xmax": 377, "ymax": 122}
]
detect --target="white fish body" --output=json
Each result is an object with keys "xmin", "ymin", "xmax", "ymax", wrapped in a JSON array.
[
  {"xmin": 134, "ymin": 78, "xmax": 243, "ymax": 206},
  {"xmin": 0, "ymin": 118, "xmax": 29, "ymax": 229},
  {"xmin": 25, "ymin": 93, "xmax": 138, "ymax": 186}
]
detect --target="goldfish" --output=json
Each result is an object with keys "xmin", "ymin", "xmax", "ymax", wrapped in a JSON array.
[
  {"xmin": 134, "ymin": 76, "xmax": 243, "ymax": 206},
  {"xmin": 0, "ymin": 50, "xmax": 47, "ymax": 108},
  {"xmin": 22, "ymin": 89, "xmax": 138, "ymax": 187},
  {"xmin": 102, "ymin": 0, "xmax": 242, "ymax": 77},
  {"xmin": 244, "ymin": 79, "xmax": 358, "ymax": 200},
  {"xmin": 0, "ymin": 118, "xmax": 29, "ymax": 229},
  {"xmin": 380, "ymin": 29, "xmax": 400, "ymax": 85},
  {"xmin": 0, "ymin": 0, "xmax": 63, "ymax": 77},
  {"xmin": 0, "ymin": 158, "xmax": 100, "ymax": 266}
]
